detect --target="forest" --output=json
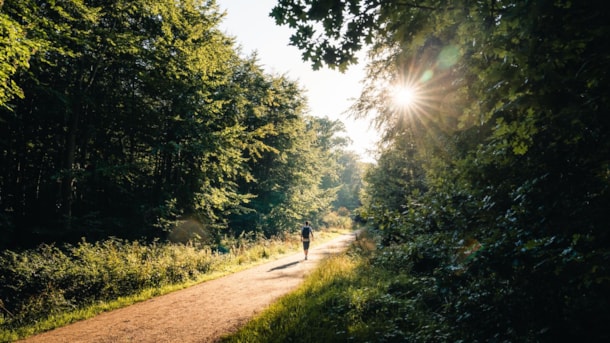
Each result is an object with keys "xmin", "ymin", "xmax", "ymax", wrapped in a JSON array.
[
  {"xmin": 0, "ymin": 0, "xmax": 363, "ymax": 250},
  {"xmin": 2, "ymin": 0, "xmax": 610, "ymax": 342},
  {"xmin": 268, "ymin": 0, "xmax": 609, "ymax": 341}
]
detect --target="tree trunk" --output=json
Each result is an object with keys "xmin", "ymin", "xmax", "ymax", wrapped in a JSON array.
[{"xmin": 61, "ymin": 97, "xmax": 80, "ymax": 231}]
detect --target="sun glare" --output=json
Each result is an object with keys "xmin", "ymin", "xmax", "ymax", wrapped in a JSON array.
[
  {"xmin": 392, "ymin": 85, "xmax": 417, "ymax": 107},
  {"xmin": 391, "ymin": 84, "xmax": 421, "ymax": 111}
]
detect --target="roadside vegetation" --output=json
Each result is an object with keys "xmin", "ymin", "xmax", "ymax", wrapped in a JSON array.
[
  {"xmin": 225, "ymin": 222, "xmax": 607, "ymax": 343},
  {"xmin": 0, "ymin": 220, "xmax": 350, "ymax": 342},
  {"xmin": 222, "ymin": 229, "xmax": 448, "ymax": 343}
]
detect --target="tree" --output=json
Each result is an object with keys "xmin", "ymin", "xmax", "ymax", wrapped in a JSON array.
[
  {"xmin": 0, "ymin": 1, "xmax": 38, "ymax": 109},
  {"xmin": 332, "ymin": 151, "xmax": 363, "ymax": 211},
  {"xmin": 272, "ymin": 0, "xmax": 610, "ymax": 340},
  {"xmin": 225, "ymin": 60, "xmax": 344, "ymax": 236},
  {"xmin": 0, "ymin": 0, "xmax": 263, "ymax": 246},
  {"xmin": 1, "ymin": 0, "xmax": 106, "ymax": 243}
]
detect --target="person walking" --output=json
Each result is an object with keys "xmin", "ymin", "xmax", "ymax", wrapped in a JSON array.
[{"xmin": 301, "ymin": 221, "xmax": 314, "ymax": 260}]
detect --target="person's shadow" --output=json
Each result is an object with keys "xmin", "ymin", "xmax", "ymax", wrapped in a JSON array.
[{"xmin": 267, "ymin": 261, "xmax": 300, "ymax": 272}]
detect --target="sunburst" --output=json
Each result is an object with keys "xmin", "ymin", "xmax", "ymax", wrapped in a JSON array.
[{"xmin": 391, "ymin": 83, "xmax": 419, "ymax": 110}]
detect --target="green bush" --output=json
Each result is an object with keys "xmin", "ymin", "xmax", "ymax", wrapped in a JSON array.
[
  {"xmin": 322, "ymin": 211, "xmax": 352, "ymax": 230},
  {"xmin": 0, "ymin": 229, "xmax": 324, "ymax": 341},
  {"xmin": 0, "ymin": 238, "xmax": 215, "ymax": 333}
]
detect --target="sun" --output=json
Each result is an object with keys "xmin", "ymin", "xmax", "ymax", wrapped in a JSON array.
[
  {"xmin": 390, "ymin": 83, "xmax": 422, "ymax": 112},
  {"xmin": 391, "ymin": 84, "xmax": 420, "ymax": 111}
]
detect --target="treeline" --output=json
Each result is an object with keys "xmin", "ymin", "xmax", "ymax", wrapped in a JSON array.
[
  {"xmin": 273, "ymin": 0, "xmax": 610, "ymax": 341},
  {"xmin": 0, "ymin": 0, "xmax": 364, "ymax": 250}
]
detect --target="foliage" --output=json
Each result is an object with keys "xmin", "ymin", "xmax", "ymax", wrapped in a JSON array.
[
  {"xmin": 321, "ymin": 210, "xmax": 352, "ymax": 230},
  {"xmin": 273, "ymin": 0, "xmax": 610, "ymax": 341},
  {"xmin": 221, "ymin": 231, "xmax": 450, "ymax": 343},
  {"xmin": 271, "ymin": 0, "xmax": 380, "ymax": 71},
  {"xmin": 330, "ymin": 151, "xmax": 365, "ymax": 211},
  {"xmin": 0, "ymin": 230, "xmax": 341, "ymax": 341},
  {"xmin": 0, "ymin": 239, "xmax": 208, "ymax": 329},
  {"xmin": 0, "ymin": 0, "xmax": 360, "ymax": 249},
  {"xmin": 1, "ymin": 0, "xmax": 235, "ymax": 244},
  {"xmin": 0, "ymin": 1, "xmax": 37, "ymax": 109},
  {"xmin": 228, "ymin": 109, "xmax": 353, "ymax": 236}
]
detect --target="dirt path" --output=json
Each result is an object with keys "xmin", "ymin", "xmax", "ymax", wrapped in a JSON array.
[{"xmin": 19, "ymin": 232, "xmax": 356, "ymax": 343}]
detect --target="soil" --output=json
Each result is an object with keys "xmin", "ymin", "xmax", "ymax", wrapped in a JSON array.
[{"xmin": 19, "ymin": 233, "xmax": 356, "ymax": 343}]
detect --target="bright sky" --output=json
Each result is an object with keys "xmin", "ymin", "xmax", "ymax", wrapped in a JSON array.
[{"xmin": 217, "ymin": 0, "xmax": 377, "ymax": 163}]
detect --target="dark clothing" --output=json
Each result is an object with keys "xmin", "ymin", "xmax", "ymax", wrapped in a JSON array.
[
  {"xmin": 301, "ymin": 225, "xmax": 312, "ymax": 240},
  {"xmin": 301, "ymin": 224, "xmax": 313, "ymax": 260}
]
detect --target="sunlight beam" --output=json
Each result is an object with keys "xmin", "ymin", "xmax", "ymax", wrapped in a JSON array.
[{"xmin": 392, "ymin": 85, "xmax": 418, "ymax": 108}]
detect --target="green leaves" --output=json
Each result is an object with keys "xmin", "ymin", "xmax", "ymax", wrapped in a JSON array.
[
  {"xmin": 274, "ymin": 0, "xmax": 610, "ymax": 340},
  {"xmin": 0, "ymin": 11, "xmax": 32, "ymax": 109},
  {"xmin": 271, "ymin": 0, "xmax": 380, "ymax": 70},
  {"xmin": 1, "ymin": 0, "xmax": 355, "ymax": 247}
]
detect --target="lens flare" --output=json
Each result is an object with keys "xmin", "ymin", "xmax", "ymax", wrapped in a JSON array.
[
  {"xmin": 392, "ymin": 85, "xmax": 417, "ymax": 108},
  {"xmin": 390, "ymin": 83, "xmax": 422, "ymax": 113}
]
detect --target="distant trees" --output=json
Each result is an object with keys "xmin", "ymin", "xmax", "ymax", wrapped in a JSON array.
[
  {"xmin": 331, "ymin": 151, "xmax": 364, "ymax": 211},
  {"xmin": 224, "ymin": 58, "xmax": 340, "ymax": 236},
  {"xmin": 0, "ymin": 0, "xmax": 363, "ymax": 249},
  {"xmin": 273, "ymin": 0, "xmax": 610, "ymax": 341}
]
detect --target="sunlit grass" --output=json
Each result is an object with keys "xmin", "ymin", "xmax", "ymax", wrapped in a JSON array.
[
  {"xmin": 220, "ymin": 253, "xmax": 361, "ymax": 343},
  {"xmin": 220, "ymin": 231, "xmax": 377, "ymax": 343},
  {"xmin": 0, "ymin": 227, "xmax": 349, "ymax": 342},
  {"xmin": 221, "ymin": 230, "xmax": 448, "ymax": 343}
]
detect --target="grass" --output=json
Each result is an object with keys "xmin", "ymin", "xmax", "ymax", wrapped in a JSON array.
[
  {"xmin": 220, "ymin": 229, "xmax": 447, "ymax": 343},
  {"xmin": 220, "ymin": 230, "xmax": 376, "ymax": 343},
  {"xmin": 0, "ymin": 227, "xmax": 348, "ymax": 342},
  {"xmin": 220, "ymin": 254, "xmax": 362, "ymax": 343}
]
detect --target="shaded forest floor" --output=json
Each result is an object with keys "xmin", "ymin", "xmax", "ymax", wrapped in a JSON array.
[{"xmin": 18, "ymin": 233, "xmax": 357, "ymax": 343}]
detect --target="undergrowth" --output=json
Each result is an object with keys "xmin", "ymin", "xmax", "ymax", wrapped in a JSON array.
[
  {"xmin": 0, "ymin": 229, "xmax": 344, "ymax": 342},
  {"xmin": 221, "ymin": 230, "xmax": 450, "ymax": 343}
]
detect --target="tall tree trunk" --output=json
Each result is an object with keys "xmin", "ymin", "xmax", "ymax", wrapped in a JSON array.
[{"xmin": 61, "ymin": 96, "xmax": 80, "ymax": 231}]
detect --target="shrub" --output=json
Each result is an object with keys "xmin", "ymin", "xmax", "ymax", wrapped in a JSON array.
[
  {"xmin": 322, "ymin": 211, "xmax": 352, "ymax": 230},
  {"xmin": 0, "ymin": 238, "xmax": 215, "ymax": 333}
]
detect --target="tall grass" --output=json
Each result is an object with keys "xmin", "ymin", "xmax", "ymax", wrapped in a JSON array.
[
  {"xmin": 0, "ymin": 229, "xmax": 343, "ymax": 342},
  {"xmin": 221, "ymin": 230, "xmax": 449, "ymax": 343},
  {"xmin": 221, "ymin": 253, "xmax": 361, "ymax": 343}
]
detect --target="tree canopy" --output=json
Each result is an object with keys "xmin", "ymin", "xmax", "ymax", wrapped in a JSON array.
[
  {"xmin": 272, "ymin": 0, "xmax": 610, "ymax": 341},
  {"xmin": 0, "ymin": 0, "xmax": 363, "ymax": 249}
]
